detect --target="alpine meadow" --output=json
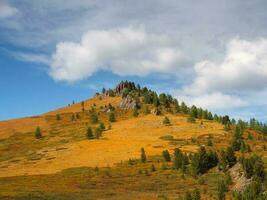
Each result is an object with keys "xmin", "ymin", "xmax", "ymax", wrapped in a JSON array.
[{"xmin": 1, "ymin": 1, "xmax": 267, "ymax": 200}]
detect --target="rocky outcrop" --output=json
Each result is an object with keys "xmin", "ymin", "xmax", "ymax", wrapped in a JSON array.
[
  {"xmin": 114, "ymin": 81, "xmax": 136, "ymax": 95},
  {"xmin": 119, "ymin": 95, "xmax": 136, "ymax": 109},
  {"xmin": 229, "ymin": 163, "xmax": 252, "ymax": 192},
  {"xmin": 115, "ymin": 81, "xmax": 127, "ymax": 94}
]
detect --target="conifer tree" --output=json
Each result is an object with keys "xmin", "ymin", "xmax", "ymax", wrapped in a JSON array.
[
  {"xmin": 181, "ymin": 102, "xmax": 188, "ymax": 113},
  {"xmin": 163, "ymin": 116, "xmax": 171, "ymax": 126},
  {"xmin": 95, "ymin": 127, "xmax": 102, "ymax": 139},
  {"xmin": 144, "ymin": 105, "xmax": 151, "ymax": 114},
  {"xmin": 226, "ymin": 146, "xmax": 237, "ymax": 167},
  {"xmin": 109, "ymin": 112, "xmax": 116, "ymax": 122},
  {"xmin": 173, "ymin": 148, "xmax": 184, "ymax": 170},
  {"xmin": 140, "ymin": 147, "xmax": 146, "ymax": 163},
  {"xmin": 86, "ymin": 127, "xmax": 94, "ymax": 139},
  {"xmin": 35, "ymin": 126, "xmax": 42, "ymax": 139},
  {"xmin": 162, "ymin": 150, "xmax": 171, "ymax": 162},
  {"xmin": 99, "ymin": 122, "xmax": 105, "ymax": 131},
  {"xmin": 153, "ymin": 94, "xmax": 160, "ymax": 107},
  {"xmin": 90, "ymin": 112, "xmax": 98, "ymax": 123},
  {"xmin": 132, "ymin": 108, "xmax": 139, "ymax": 117},
  {"xmin": 173, "ymin": 99, "xmax": 180, "ymax": 113}
]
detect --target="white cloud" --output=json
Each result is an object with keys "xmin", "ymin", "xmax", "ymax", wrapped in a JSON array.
[
  {"xmin": 173, "ymin": 37, "xmax": 267, "ymax": 111},
  {"xmin": 184, "ymin": 38, "xmax": 267, "ymax": 95},
  {"xmin": 0, "ymin": 1, "xmax": 18, "ymax": 19},
  {"xmin": 13, "ymin": 52, "xmax": 51, "ymax": 65},
  {"xmin": 50, "ymin": 27, "xmax": 185, "ymax": 82},
  {"xmin": 175, "ymin": 92, "xmax": 247, "ymax": 110}
]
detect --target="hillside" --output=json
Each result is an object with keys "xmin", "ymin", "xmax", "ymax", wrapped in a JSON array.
[{"xmin": 0, "ymin": 81, "xmax": 266, "ymax": 200}]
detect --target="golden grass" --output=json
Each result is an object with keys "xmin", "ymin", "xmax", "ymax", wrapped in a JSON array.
[
  {"xmin": 0, "ymin": 112, "xmax": 227, "ymax": 177},
  {"xmin": 0, "ymin": 95, "xmax": 265, "ymax": 180}
]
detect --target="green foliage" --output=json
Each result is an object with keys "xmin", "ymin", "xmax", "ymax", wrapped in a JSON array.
[
  {"xmin": 94, "ymin": 127, "xmax": 103, "ymax": 139},
  {"xmin": 153, "ymin": 94, "xmax": 160, "ymax": 107},
  {"xmin": 218, "ymin": 147, "xmax": 236, "ymax": 172},
  {"xmin": 187, "ymin": 116, "xmax": 196, "ymax": 123},
  {"xmin": 247, "ymin": 132, "xmax": 253, "ymax": 140},
  {"xmin": 140, "ymin": 147, "xmax": 146, "ymax": 163},
  {"xmin": 231, "ymin": 126, "xmax": 243, "ymax": 151},
  {"xmin": 132, "ymin": 108, "xmax": 139, "ymax": 117},
  {"xmin": 150, "ymin": 164, "xmax": 156, "ymax": 172},
  {"xmin": 99, "ymin": 123, "xmax": 105, "ymax": 131},
  {"xmin": 224, "ymin": 122, "xmax": 231, "ymax": 131},
  {"xmin": 86, "ymin": 127, "xmax": 94, "ymax": 139},
  {"xmin": 192, "ymin": 188, "xmax": 201, "ymax": 200},
  {"xmin": 102, "ymin": 88, "xmax": 106, "ymax": 94},
  {"xmin": 181, "ymin": 102, "xmax": 188, "ymax": 114},
  {"xmin": 233, "ymin": 180, "xmax": 264, "ymax": 200},
  {"xmin": 159, "ymin": 93, "xmax": 170, "ymax": 108},
  {"xmin": 217, "ymin": 179, "xmax": 227, "ymax": 200},
  {"xmin": 161, "ymin": 162, "xmax": 167, "ymax": 170},
  {"xmin": 109, "ymin": 112, "xmax": 116, "ymax": 122},
  {"xmin": 221, "ymin": 115, "xmax": 230, "ymax": 125},
  {"xmin": 71, "ymin": 113, "xmax": 75, "ymax": 121},
  {"xmin": 190, "ymin": 105, "xmax": 198, "ymax": 118},
  {"xmin": 240, "ymin": 141, "xmax": 250, "ymax": 153},
  {"xmin": 143, "ymin": 105, "xmax": 151, "ymax": 115},
  {"xmin": 184, "ymin": 191, "xmax": 192, "ymax": 200},
  {"xmin": 207, "ymin": 135, "xmax": 213, "ymax": 146},
  {"xmin": 239, "ymin": 154, "xmax": 265, "ymax": 182},
  {"xmin": 173, "ymin": 148, "xmax": 189, "ymax": 172},
  {"xmin": 81, "ymin": 101, "xmax": 85, "ymax": 111},
  {"xmin": 162, "ymin": 150, "xmax": 171, "ymax": 162},
  {"xmin": 163, "ymin": 116, "xmax": 171, "ymax": 126},
  {"xmin": 34, "ymin": 127, "xmax": 42, "ymax": 139},
  {"xmin": 191, "ymin": 146, "xmax": 218, "ymax": 175},
  {"xmin": 173, "ymin": 99, "xmax": 180, "ymax": 113},
  {"xmin": 90, "ymin": 111, "xmax": 98, "ymax": 124}
]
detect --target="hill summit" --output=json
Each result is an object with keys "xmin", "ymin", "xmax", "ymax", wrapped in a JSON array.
[{"xmin": 0, "ymin": 81, "xmax": 266, "ymax": 199}]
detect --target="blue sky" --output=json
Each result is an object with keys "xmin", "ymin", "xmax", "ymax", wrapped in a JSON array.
[{"xmin": 0, "ymin": 0, "xmax": 267, "ymax": 121}]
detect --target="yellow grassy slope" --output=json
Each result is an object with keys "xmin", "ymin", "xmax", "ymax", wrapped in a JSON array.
[
  {"xmin": 0, "ymin": 111, "xmax": 226, "ymax": 177},
  {"xmin": 0, "ymin": 95, "xmax": 120, "ymax": 139}
]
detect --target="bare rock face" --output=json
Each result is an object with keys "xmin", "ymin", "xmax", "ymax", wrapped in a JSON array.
[
  {"xmin": 119, "ymin": 95, "xmax": 136, "ymax": 109},
  {"xmin": 229, "ymin": 163, "xmax": 252, "ymax": 192}
]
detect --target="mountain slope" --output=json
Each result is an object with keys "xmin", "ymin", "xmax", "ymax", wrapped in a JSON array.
[{"xmin": 0, "ymin": 81, "xmax": 266, "ymax": 199}]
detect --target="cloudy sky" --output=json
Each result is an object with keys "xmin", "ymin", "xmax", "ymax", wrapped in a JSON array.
[{"xmin": 0, "ymin": 0, "xmax": 267, "ymax": 121}]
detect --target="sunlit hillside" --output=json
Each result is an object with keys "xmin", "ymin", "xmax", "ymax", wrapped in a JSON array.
[{"xmin": 0, "ymin": 81, "xmax": 266, "ymax": 200}]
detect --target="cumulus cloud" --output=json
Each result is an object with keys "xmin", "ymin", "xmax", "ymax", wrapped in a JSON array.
[
  {"xmin": 173, "ymin": 37, "xmax": 267, "ymax": 111},
  {"xmin": 50, "ymin": 27, "xmax": 186, "ymax": 82},
  {"xmin": 184, "ymin": 38, "xmax": 267, "ymax": 95},
  {"xmin": 0, "ymin": 1, "xmax": 18, "ymax": 19}
]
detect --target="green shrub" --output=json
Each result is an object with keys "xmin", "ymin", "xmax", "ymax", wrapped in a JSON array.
[
  {"xmin": 35, "ymin": 127, "xmax": 42, "ymax": 139},
  {"xmin": 86, "ymin": 127, "xmax": 94, "ymax": 139},
  {"xmin": 163, "ymin": 116, "xmax": 171, "ymax": 126},
  {"xmin": 109, "ymin": 112, "xmax": 116, "ymax": 122}
]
